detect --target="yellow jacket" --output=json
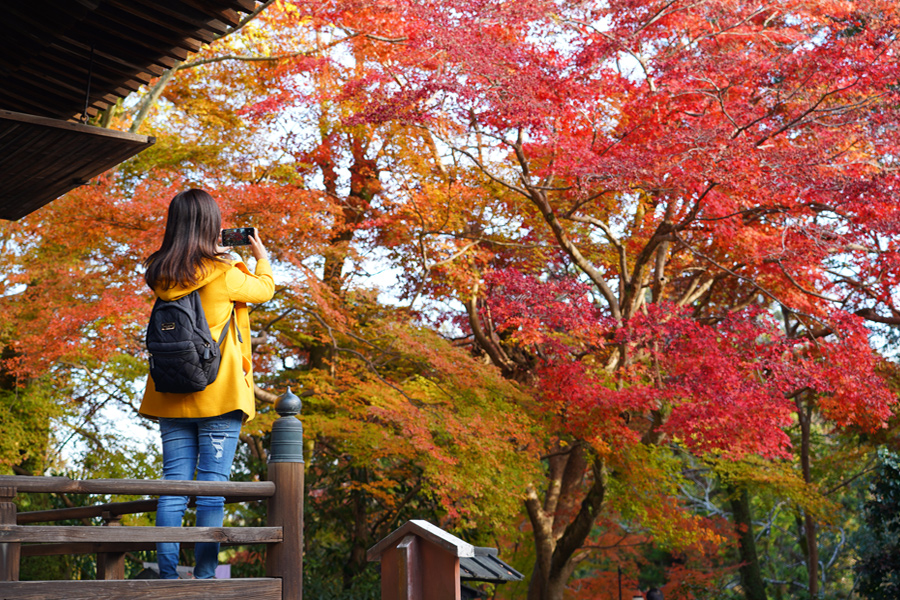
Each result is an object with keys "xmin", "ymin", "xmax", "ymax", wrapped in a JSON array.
[{"xmin": 139, "ymin": 258, "xmax": 275, "ymax": 421}]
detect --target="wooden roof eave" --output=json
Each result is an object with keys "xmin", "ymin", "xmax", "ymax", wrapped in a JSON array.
[{"xmin": 0, "ymin": 110, "xmax": 155, "ymax": 221}]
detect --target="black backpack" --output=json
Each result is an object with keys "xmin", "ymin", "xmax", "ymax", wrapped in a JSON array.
[{"xmin": 145, "ymin": 290, "xmax": 237, "ymax": 394}]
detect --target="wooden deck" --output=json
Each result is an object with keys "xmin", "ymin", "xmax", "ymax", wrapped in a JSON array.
[
  {"xmin": 0, "ymin": 578, "xmax": 282, "ymax": 600},
  {"xmin": 0, "ymin": 393, "xmax": 306, "ymax": 599}
]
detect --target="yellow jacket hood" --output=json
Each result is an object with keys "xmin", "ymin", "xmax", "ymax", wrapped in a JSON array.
[{"xmin": 153, "ymin": 259, "xmax": 233, "ymax": 301}]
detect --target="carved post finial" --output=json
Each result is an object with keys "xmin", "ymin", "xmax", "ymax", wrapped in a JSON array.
[
  {"xmin": 275, "ymin": 387, "xmax": 302, "ymax": 417},
  {"xmin": 269, "ymin": 387, "xmax": 304, "ymax": 464}
]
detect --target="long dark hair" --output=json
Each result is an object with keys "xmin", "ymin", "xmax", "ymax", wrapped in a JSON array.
[{"xmin": 144, "ymin": 189, "xmax": 226, "ymax": 290}]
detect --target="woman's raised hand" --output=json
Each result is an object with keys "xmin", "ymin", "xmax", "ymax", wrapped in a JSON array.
[{"xmin": 248, "ymin": 233, "xmax": 269, "ymax": 262}]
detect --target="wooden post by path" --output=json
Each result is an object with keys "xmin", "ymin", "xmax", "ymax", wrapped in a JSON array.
[
  {"xmin": 266, "ymin": 388, "xmax": 305, "ymax": 600},
  {"xmin": 368, "ymin": 520, "xmax": 523, "ymax": 600},
  {"xmin": 0, "ymin": 486, "xmax": 19, "ymax": 581},
  {"xmin": 96, "ymin": 511, "xmax": 126, "ymax": 580},
  {"xmin": 368, "ymin": 520, "xmax": 474, "ymax": 600}
]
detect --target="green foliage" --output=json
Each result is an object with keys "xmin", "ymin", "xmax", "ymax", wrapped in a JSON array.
[
  {"xmin": 0, "ymin": 381, "xmax": 63, "ymax": 473},
  {"xmin": 713, "ymin": 455, "xmax": 836, "ymax": 524},
  {"xmin": 303, "ymin": 546, "xmax": 381, "ymax": 600},
  {"xmin": 855, "ymin": 448, "xmax": 900, "ymax": 599}
]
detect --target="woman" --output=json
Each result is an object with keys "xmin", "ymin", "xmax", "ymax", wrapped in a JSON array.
[{"xmin": 140, "ymin": 188, "xmax": 275, "ymax": 579}]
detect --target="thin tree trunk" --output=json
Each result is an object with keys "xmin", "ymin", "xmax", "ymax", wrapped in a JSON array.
[
  {"xmin": 797, "ymin": 398, "xmax": 819, "ymax": 597},
  {"xmin": 727, "ymin": 483, "xmax": 768, "ymax": 600},
  {"xmin": 308, "ymin": 131, "xmax": 377, "ymax": 370},
  {"xmin": 343, "ymin": 466, "xmax": 369, "ymax": 590}
]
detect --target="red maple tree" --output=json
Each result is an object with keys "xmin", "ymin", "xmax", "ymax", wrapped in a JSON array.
[{"xmin": 264, "ymin": 0, "xmax": 900, "ymax": 597}]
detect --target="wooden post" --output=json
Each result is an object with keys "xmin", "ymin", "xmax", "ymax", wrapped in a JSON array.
[
  {"xmin": 96, "ymin": 511, "xmax": 126, "ymax": 580},
  {"xmin": 0, "ymin": 486, "xmax": 19, "ymax": 581},
  {"xmin": 394, "ymin": 535, "xmax": 421, "ymax": 600},
  {"xmin": 265, "ymin": 388, "xmax": 304, "ymax": 600},
  {"xmin": 368, "ymin": 520, "xmax": 472, "ymax": 600}
]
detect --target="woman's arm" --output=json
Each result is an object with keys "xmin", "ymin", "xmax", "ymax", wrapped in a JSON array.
[{"xmin": 224, "ymin": 233, "xmax": 275, "ymax": 303}]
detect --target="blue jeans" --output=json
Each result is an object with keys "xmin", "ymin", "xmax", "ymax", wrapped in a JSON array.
[{"xmin": 155, "ymin": 410, "xmax": 243, "ymax": 579}]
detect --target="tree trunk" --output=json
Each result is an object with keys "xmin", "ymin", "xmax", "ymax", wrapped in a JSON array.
[
  {"xmin": 797, "ymin": 398, "xmax": 819, "ymax": 597},
  {"xmin": 342, "ymin": 466, "xmax": 370, "ymax": 590},
  {"xmin": 465, "ymin": 295, "xmax": 611, "ymax": 600},
  {"xmin": 803, "ymin": 512, "xmax": 818, "ymax": 597},
  {"xmin": 308, "ymin": 131, "xmax": 379, "ymax": 372},
  {"xmin": 525, "ymin": 447, "xmax": 608, "ymax": 600},
  {"xmin": 727, "ymin": 483, "xmax": 767, "ymax": 600}
]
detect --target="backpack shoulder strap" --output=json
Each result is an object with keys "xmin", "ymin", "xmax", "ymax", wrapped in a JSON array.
[{"xmin": 216, "ymin": 303, "xmax": 242, "ymax": 347}]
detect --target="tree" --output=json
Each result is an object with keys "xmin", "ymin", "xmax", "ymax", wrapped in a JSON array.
[{"xmin": 262, "ymin": 0, "xmax": 900, "ymax": 597}]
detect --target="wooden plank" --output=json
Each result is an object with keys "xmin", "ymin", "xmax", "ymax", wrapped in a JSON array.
[
  {"xmin": 0, "ymin": 578, "xmax": 282, "ymax": 600},
  {"xmin": 96, "ymin": 516, "xmax": 125, "ymax": 581},
  {"xmin": 2, "ymin": 128, "xmax": 140, "ymax": 198},
  {"xmin": 0, "ymin": 122, "xmax": 37, "ymax": 155},
  {"xmin": 18, "ymin": 58, "xmax": 143, "ymax": 98},
  {"xmin": 58, "ymin": 33, "xmax": 181, "ymax": 72},
  {"xmin": 18, "ymin": 499, "xmax": 154, "ymax": 524},
  {"xmin": 0, "ymin": 0, "xmax": 273, "ymax": 217},
  {"xmin": 2, "ymin": 128, "xmax": 111, "ymax": 183},
  {"xmin": 0, "ymin": 526, "xmax": 282, "ymax": 545},
  {"xmin": 85, "ymin": 10, "xmax": 196, "ymax": 59},
  {"xmin": 17, "ymin": 493, "xmax": 264, "ymax": 525},
  {"xmin": 420, "ymin": 538, "xmax": 461, "ymax": 600},
  {"xmin": 0, "ymin": 111, "xmax": 153, "ymax": 142},
  {"xmin": 0, "ymin": 0, "xmax": 261, "ymax": 123},
  {"xmin": 23, "ymin": 543, "xmax": 155, "ymax": 557},
  {"xmin": 104, "ymin": 0, "xmax": 218, "ymax": 42},
  {"xmin": 1, "ymin": 4, "xmax": 90, "ymax": 73},
  {"xmin": 0, "ymin": 83, "xmax": 76, "ymax": 121},
  {"xmin": 0, "ymin": 130, "xmax": 77, "ymax": 187},
  {"xmin": 1, "ymin": 132, "xmax": 125, "ymax": 201},
  {"xmin": 179, "ymin": 1, "xmax": 243, "ymax": 27},
  {"xmin": 128, "ymin": 0, "xmax": 232, "ymax": 36},
  {"xmin": 20, "ymin": 537, "xmax": 268, "ymax": 557},
  {"xmin": 75, "ymin": 18, "xmax": 191, "ymax": 64},
  {"xmin": 52, "ymin": 38, "xmax": 162, "ymax": 82},
  {"xmin": 95, "ymin": 550, "xmax": 126, "ymax": 580},
  {"xmin": 0, "ymin": 71, "xmax": 121, "ymax": 118},
  {"xmin": 230, "ymin": 0, "xmax": 261, "ymax": 12},
  {"xmin": 14, "ymin": 63, "xmax": 132, "ymax": 101},
  {"xmin": 0, "ymin": 476, "xmax": 274, "ymax": 498},
  {"xmin": 97, "ymin": 5, "xmax": 205, "ymax": 52}
]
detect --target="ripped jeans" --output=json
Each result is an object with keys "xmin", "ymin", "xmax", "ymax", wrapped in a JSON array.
[{"xmin": 156, "ymin": 410, "xmax": 243, "ymax": 579}]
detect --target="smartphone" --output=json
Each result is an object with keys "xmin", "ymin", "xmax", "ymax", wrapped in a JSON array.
[{"xmin": 221, "ymin": 227, "xmax": 256, "ymax": 246}]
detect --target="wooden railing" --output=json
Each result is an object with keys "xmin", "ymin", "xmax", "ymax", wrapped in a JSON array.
[{"xmin": 0, "ymin": 390, "xmax": 305, "ymax": 600}]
